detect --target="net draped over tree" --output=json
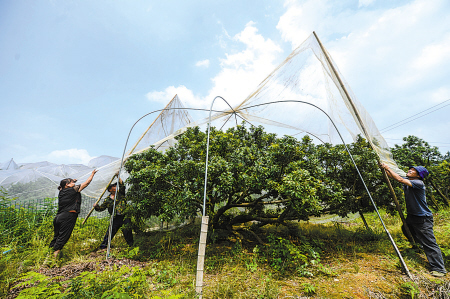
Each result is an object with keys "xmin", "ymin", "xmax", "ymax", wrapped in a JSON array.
[
  {"xmin": 1, "ymin": 32, "xmax": 404, "ymax": 203},
  {"xmin": 0, "ymin": 96, "xmax": 194, "ymax": 201}
]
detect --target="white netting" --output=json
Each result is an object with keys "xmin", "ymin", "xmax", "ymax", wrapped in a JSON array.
[
  {"xmin": 88, "ymin": 156, "xmax": 119, "ymax": 169},
  {"xmin": 151, "ymin": 33, "xmax": 404, "ymax": 176},
  {"xmin": 1, "ymin": 32, "xmax": 404, "ymax": 202},
  {"xmin": 1, "ymin": 95, "xmax": 194, "ymax": 201},
  {"xmin": 0, "ymin": 158, "xmax": 19, "ymax": 170},
  {"xmin": 238, "ymin": 32, "xmax": 403, "ymax": 174},
  {"xmin": 195, "ymin": 32, "xmax": 403, "ymax": 175}
]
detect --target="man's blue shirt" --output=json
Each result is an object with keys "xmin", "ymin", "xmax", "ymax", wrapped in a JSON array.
[{"xmin": 403, "ymin": 178, "xmax": 432, "ymax": 217}]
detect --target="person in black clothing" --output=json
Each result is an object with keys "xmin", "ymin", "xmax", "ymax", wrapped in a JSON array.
[
  {"xmin": 94, "ymin": 176, "xmax": 133, "ymax": 250},
  {"xmin": 50, "ymin": 169, "xmax": 97, "ymax": 258}
]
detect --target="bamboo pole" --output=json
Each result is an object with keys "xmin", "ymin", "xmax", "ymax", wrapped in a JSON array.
[
  {"xmin": 81, "ymin": 174, "xmax": 117, "ymax": 225},
  {"xmin": 312, "ymin": 31, "xmax": 415, "ymax": 244},
  {"xmin": 82, "ymin": 95, "xmax": 179, "ymax": 225},
  {"xmin": 195, "ymin": 216, "xmax": 209, "ymax": 298}
]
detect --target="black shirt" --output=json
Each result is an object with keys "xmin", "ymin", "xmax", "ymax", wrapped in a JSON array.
[{"xmin": 57, "ymin": 185, "xmax": 81, "ymax": 214}]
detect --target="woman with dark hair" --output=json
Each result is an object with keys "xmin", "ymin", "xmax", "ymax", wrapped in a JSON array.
[{"xmin": 50, "ymin": 169, "xmax": 98, "ymax": 259}]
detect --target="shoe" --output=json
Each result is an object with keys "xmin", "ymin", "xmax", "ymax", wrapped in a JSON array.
[{"xmin": 430, "ymin": 271, "xmax": 446, "ymax": 277}]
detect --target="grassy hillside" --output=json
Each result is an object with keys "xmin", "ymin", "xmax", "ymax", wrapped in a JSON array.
[{"xmin": 2, "ymin": 208, "xmax": 450, "ymax": 298}]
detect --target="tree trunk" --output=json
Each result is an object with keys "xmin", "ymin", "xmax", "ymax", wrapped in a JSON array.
[
  {"xmin": 429, "ymin": 179, "xmax": 450, "ymax": 206},
  {"xmin": 429, "ymin": 192, "xmax": 440, "ymax": 210},
  {"xmin": 358, "ymin": 209, "xmax": 371, "ymax": 231}
]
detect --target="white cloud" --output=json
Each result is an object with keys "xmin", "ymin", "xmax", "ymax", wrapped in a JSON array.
[
  {"xmin": 195, "ymin": 59, "xmax": 210, "ymax": 68},
  {"xmin": 206, "ymin": 22, "xmax": 283, "ymax": 108},
  {"xmin": 146, "ymin": 22, "xmax": 283, "ymax": 110},
  {"xmin": 429, "ymin": 87, "xmax": 450, "ymax": 104},
  {"xmin": 46, "ymin": 149, "xmax": 94, "ymax": 165},
  {"xmin": 274, "ymin": 0, "xmax": 450, "ymax": 150},
  {"xmin": 276, "ymin": 1, "xmax": 317, "ymax": 47},
  {"xmin": 146, "ymin": 85, "xmax": 202, "ymax": 108},
  {"xmin": 277, "ymin": 0, "xmax": 450, "ymax": 102},
  {"xmin": 412, "ymin": 34, "xmax": 450, "ymax": 71}
]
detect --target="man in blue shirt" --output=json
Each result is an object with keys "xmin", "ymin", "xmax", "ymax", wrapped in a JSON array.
[{"xmin": 381, "ymin": 163, "xmax": 446, "ymax": 277}]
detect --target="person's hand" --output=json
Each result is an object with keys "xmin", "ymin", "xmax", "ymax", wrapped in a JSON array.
[
  {"xmin": 380, "ymin": 163, "xmax": 389, "ymax": 171},
  {"xmin": 93, "ymin": 203, "xmax": 98, "ymax": 207},
  {"xmin": 92, "ymin": 169, "xmax": 98, "ymax": 175}
]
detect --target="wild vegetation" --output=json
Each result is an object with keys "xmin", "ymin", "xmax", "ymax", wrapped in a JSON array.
[{"xmin": 1, "ymin": 126, "xmax": 450, "ymax": 298}]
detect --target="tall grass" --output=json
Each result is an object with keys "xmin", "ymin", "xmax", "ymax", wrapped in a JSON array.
[
  {"xmin": 2, "ymin": 192, "xmax": 450, "ymax": 298},
  {"xmin": 0, "ymin": 192, "xmax": 110, "ymax": 297},
  {"xmin": 0, "ymin": 195, "xmax": 54, "ymax": 296}
]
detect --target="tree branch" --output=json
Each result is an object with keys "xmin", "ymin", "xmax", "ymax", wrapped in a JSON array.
[
  {"xmin": 429, "ymin": 178, "xmax": 450, "ymax": 206},
  {"xmin": 164, "ymin": 180, "xmax": 182, "ymax": 191},
  {"xmin": 229, "ymin": 193, "xmax": 274, "ymax": 208},
  {"xmin": 234, "ymin": 227, "xmax": 266, "ymax": 245}
]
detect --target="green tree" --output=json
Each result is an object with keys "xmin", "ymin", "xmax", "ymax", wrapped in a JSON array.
[
  {"xmin": 391, "ymin": 135, "xmax": 442, "ymax": 167},
  {"xmin": 124, "ymin": 125, "xmax": 343, "ymax": 235},
  {"xmin": 317, "ymin": 136, "xmax": 403, "ymax": 227},
  {"xmin": 429, "ymin": 160, "xmax": 450, "ymax": 205}
]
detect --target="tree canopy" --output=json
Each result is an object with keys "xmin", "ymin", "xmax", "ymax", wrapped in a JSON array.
[{"xmin": 124, "ymin": 124, "xmax": 405, "ymax": 235}]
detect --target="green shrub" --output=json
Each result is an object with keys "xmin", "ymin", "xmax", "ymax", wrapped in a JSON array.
[
  {"xmin": 66, "ymin": 265, "xmax": 149, "ymax": 298},
  {"xmin": 13, "ymin": 272, "xmax": 63, "ymax": 298},
  {"xmin": 14, "ymin": 266, "xmax": 151, "ymax": 298},
  {"xmin": 399, "ymin": 281, "xmax": 419, "ymax": 298},
  {"xmin": 260, "ymin": 235, "xmax": 320, "ymax": 276},
  {"xmin": 302, "ymin": 282, "xmax": 317, "ymax": 295}
]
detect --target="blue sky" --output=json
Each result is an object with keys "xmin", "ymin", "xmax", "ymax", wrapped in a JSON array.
[{"xmin": 1, "ymin": 0, "xmax": 449, "ymax": 165}]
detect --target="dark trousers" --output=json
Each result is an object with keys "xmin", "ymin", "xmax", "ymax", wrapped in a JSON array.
[
  {"xmin": 50, "ymin": 211, "xmax": 78, "ymax": 251},
  {"xmin": 403, "ymin": 215, "xmax": 447, "ymax": 273},
  {"xmin": 99, "ymin": 214, "xmax": 133, "ymax": 249}
]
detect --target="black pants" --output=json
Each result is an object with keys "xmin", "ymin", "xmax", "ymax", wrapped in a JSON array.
[
  {"xmin": 99, "ymin": 214, "xmax": 133, "ymax": 249},
  {"xmin": 50, "ymin": 211, "xmax": 78, "ymax": 251},
  {"xmin": 403, "ymin": 215, "xmax": 447, "ymax": 273}
]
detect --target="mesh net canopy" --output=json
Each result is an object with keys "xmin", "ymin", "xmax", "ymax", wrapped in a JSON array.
[
  {"xmin": 208, "ymin": 33, "xmax": 402, "ymax": 176},
  {"xmin": 0, "ymin": 158, "xmax": 19, "ymax": 171},
  {"xmin": 1, "ymin": 32, "xmax": 404, "ymax": 203}
]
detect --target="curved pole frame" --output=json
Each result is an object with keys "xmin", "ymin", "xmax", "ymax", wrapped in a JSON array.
[
  {"xmin": 203, "ymin": 96, "xmax": 237, "ymax": 216},
  {"xmin": 106, "ymin": 98, "xmax": 411, "ymax": 280},
  {"xmin": 105, "ymin": 106, "xmax": 237, "ymax": 258},
  {"xmin": 201, "ymin": 99, "xmax": 411, "ymax": 279}
]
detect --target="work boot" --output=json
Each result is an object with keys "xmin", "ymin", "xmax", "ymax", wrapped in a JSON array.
[{"xmin": 430, "ymin": 271, "xmax": 446, "ymax": 277}]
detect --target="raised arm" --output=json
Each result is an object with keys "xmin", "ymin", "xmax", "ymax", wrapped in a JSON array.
[
  {"xmin": 79, "ymin": 169, "xmax": 98, "ymax": 192},
  {"xmin": 380, "ymin": 163, "xmax": 412, "ymax": 187}
]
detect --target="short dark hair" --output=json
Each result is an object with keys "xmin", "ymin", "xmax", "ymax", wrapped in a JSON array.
[{"xmin": 107, "ymin": 182, "xmax": 117, "ymax": 192}]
